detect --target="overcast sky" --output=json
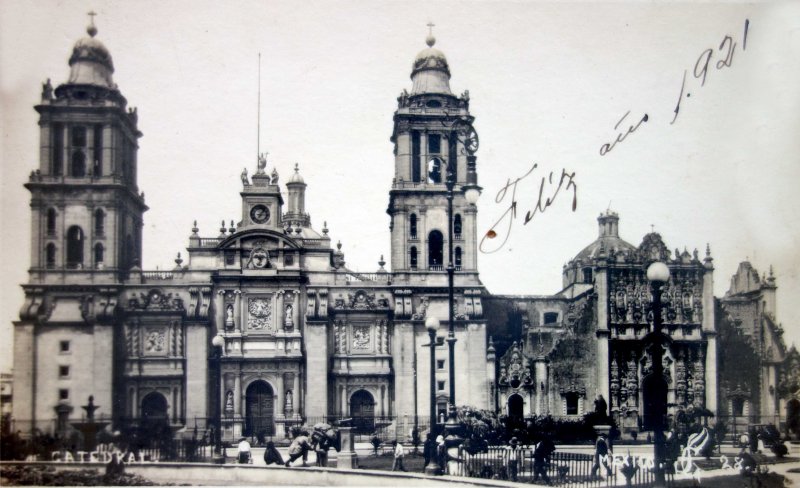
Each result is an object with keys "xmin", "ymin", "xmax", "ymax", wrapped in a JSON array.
[{"xmin": 2, "ymin": 1, "xmax": 799, "ymax": 374}]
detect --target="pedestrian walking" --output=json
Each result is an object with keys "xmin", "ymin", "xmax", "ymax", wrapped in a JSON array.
[
  {"xmin": 392, "ymin": 440, "xmax": 407, "ymax": 471},
  {"xmin": 591, "ymin": 433, "xmax": 612, "ymax": 478},
  {"xmin": 532, "ymin": 438, "xmax": 552, "ymax": 484}
]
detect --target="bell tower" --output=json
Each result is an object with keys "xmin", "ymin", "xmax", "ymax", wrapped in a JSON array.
[
  {"xmin": 387, "ymin": 31, "xmax": 481, "ymax": 283},
  {"xmin": 26, "ymin": 16, "xmax": 146, "ymax": 280}
]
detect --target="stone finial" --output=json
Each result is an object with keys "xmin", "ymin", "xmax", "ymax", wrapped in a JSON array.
[
  {"xmin": 174, "ymin": 252, "xmax": 183, "ymax": 269},
  {"xmin": 228, "ymin": 220, "xmax": 236, "ymax": 234},
  {"xmin": 191, "ymin": 220, "xmax": 199, "ymax": 235},
  {"xmin": 219, "ymin": 220, "xmax": 227, "ymax": 236},
  {"xmin": 322, "ymin": 221, "xmax": 329, "ymax": 236}
]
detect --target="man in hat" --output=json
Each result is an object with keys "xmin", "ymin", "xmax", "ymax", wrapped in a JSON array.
[
  {"xmin": 591, "ymin": 433, "xmax": 612, "ymax": 478},
  {"xmin": 506, "ymin": 437, "xmax": 520, "ymax": 481},
  {"xmin": 532, "ymin": 437, "xmax": 553, "ymax": 484}
]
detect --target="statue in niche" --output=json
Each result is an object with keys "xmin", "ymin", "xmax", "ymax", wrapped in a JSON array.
[
  {"xmin": 284, "ymin": 303, "xmax": 294, "ymax": 330},
  {"xmin": 285, "ymin": 390, "xmax": 293, "ymax": 416},
  {"xmin": 225, "ymin": 390, "xmax": 234, "ymax": 414},
  {"xmin": 225, "ymin": 303, "xmax": 235, "ymax": 329}
]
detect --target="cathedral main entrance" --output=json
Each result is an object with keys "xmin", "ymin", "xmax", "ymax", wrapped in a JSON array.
[
  {"xmin": 245, "ymin": 381, "xmax": 274, "ymax": 437},
  {"xmin": 508, "ymin": 394, "xmax": 524, "ymax": 420},
  {"xmin": 350, "ymin": 390, "xmax": 375, "ymax": 434}
]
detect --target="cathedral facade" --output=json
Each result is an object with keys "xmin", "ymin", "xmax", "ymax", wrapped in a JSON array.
[{"xmin": 12, "ymin": 21, "xmax": 797, "ymax": 443}]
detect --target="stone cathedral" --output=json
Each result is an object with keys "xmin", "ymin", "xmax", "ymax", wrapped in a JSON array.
[{"xmin": 13, "ymin": 21, "xmax": 797, "ymax": 442}]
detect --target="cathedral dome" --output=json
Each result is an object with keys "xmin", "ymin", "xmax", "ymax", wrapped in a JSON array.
[
  {"xmin": 410, "ymin": 35, "xmax": 452, "ymax": 95},
  {"xmin": 67, "ymin": 21, "xmax": 116, "ymax": 89},
  {"xmin": 287, "ymin": 164, "xmax": 305, "ymax": 185},
  {"xmin": 572, "ymin": 211, "xmax": 636, "ymax": 261}
]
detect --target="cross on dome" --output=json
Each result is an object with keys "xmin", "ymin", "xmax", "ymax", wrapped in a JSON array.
[
  {"xmin": 87, "ymin": 11, "xmax": 98, "ymax": 37},
  {"xmin": 426, "ymin": 21, "xmax": 436, "ymax": 47}
]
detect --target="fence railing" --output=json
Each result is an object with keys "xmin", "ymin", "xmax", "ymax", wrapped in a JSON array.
[{"xmin": 455, "ymin": 446, "xmax": 675, "ymax": 487}]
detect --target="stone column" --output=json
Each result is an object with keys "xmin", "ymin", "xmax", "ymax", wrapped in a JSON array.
[
  {"xmin": 234, "ymin": 375, "xmax": 242, "ymax": 417},
  {"xmin": 534, "ymin": 359, "xmax": 548, "ymax": 415},
  {"xmin": 293, "ymin": 293, "xmax": 301, "ymax": 333},
  {"xmin": 340, "ymin": 385, "xmax": 347, "ymax": 417},
  {"xmin": 233, "ymin": 291, "xmax": 242, "ymax": 332},
  {"xmin": 215, "ymin": 291, "xmax": 225, "ymax": 334},
  {"xmin": 595, "ymin": 262, "xmax": 611, "ymax": 403},
  {"xmin": 276, "ymin": 292, "xmax": 285, "ymax": 332},
  {"xmin": 380, "ymin": 385, "xmax": 386, "ymax": 417}
]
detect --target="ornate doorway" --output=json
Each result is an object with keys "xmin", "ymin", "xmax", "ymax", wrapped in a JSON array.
[
  {"xmin": 141, "ymin": 392, "xmax": 168, "ymax": 422},
  {"xmin": 350, "ymin": 390, "xmax": 375, "ymax": 433},
  {"xmin": 508, "ymin": 393, "xmax": 524, "ymax": 420},
  {"xmin": 245, "ymin": 381, "xmax": 274, "ymax": 437}
]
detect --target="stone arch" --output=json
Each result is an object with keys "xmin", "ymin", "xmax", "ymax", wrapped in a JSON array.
[
  {"xmin": 350, "ymin": 389, "xmax": 375, "ymax": 433},
  {"xmin": 141, "ymin": 391, "xmax": 169, "ymax": 421},
  {"xmin": 507, "ymin": 393, "xmax": 524, "ymax": 420},
  {"xmin": 245, "ymin": 380, "xmax": 275, "ymax": 437},
  {"xmin": 428, "ymin": 230, "xmax": 443, "ymax": 268},
  {"xmin": 66, "ymin": 226, "xmax": 84, "ymax": 268}
]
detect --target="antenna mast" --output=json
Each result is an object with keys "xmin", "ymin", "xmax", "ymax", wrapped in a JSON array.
[{"xmin": 257, "ymin": 52, "xmax": 262, "ymax": 162}]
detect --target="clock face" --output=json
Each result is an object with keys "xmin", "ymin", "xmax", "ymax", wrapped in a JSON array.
[{"xmin": 250, "ymin": 204, "xmax": 270, "ymax": 224}]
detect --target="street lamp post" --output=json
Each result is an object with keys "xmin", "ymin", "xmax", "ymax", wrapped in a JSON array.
[
  {"xmin": 423, "ymin": 320, "xmax": 443, "ymax": 475},
  {"xmin": 643, "ymin": 262, "xmax": 671, "ymax": 488},
  {"xmin": 211, "ymin": 334, "xmax": 225, "ymax": 459}
]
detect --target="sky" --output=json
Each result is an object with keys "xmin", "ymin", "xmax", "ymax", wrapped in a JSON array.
[{"xmin": 1, "ymin": 1, "xmax": 799, "ymax": 375}]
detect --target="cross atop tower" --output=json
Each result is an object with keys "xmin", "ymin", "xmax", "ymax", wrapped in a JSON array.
[
  {"xmin": 87, "ymin": 10, "xmax": 98, "ymax": 37},
  {"xmin": 425, "ymin": 22, "xmax": 436, "ymax": 47}
]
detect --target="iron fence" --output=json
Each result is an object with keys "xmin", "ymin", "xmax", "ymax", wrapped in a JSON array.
[{"xmin": 455, "ymin": 446, "xmax": 676, "ymax": 487}]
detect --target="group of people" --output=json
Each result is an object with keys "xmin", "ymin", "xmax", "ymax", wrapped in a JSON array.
[{"xmin": 236, "ymin": 424, "xmax": 340, "ymax": 468}]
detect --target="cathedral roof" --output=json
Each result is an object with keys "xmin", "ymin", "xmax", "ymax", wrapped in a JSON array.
[
  {"xmin": 66, "ymin": 20, "xmax": 116, "ymax": 89},
  {"xmin": 572, "ymin": 211, "xmax": 636, "ymax": 262},
  {"xmin": 410, "ymin": 34, "xmax": 452, "ymax": 95}
]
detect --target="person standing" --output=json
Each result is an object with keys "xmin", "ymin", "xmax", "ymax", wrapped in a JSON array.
[
  {"xmin": 392, "ymin": 440, "xmax": 406, "ymax": 471},
  {"xmin": 591, "ymin": 433, "xmax": 612, "ymax": 478},
  {"xmin": 436, "ymin": 435, "xmax": 446, "ymax": 472},
  {"xmin": 531, "ymin": 439, "xmax": 552, "ymax": 484},
  {"xmin": 506, "ymin": 437, "xmax": 520, "ymax": 481},
  {"xmin": 422, "ymin": 433, "xmax": 435, "ymax": 469}
]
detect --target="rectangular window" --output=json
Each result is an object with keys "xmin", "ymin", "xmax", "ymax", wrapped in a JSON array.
[
  {"xmin": 437, "ymin": 381, "xmax": 446, "ymax": 391},
  {"xmin": 59, "ymin": 366, "xmax": 70, "ymax": 378},
  {"xmin": 544, "ymin": 312, "xmax": 559, "ymax": 325},
  {"xmin": 59, "ymin": 341, "xmax": 70, "ymax": 353},
  {"xmin": 428, "ymin": 134, "xmax": 441, "ymax": 154},
  {"xmin": 437, "ymin": 359, "xmax": 445, "ymax": 370},
  {"xmin": 59, "ymin": 389, "xmax": 69, "ymax": 400}
]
